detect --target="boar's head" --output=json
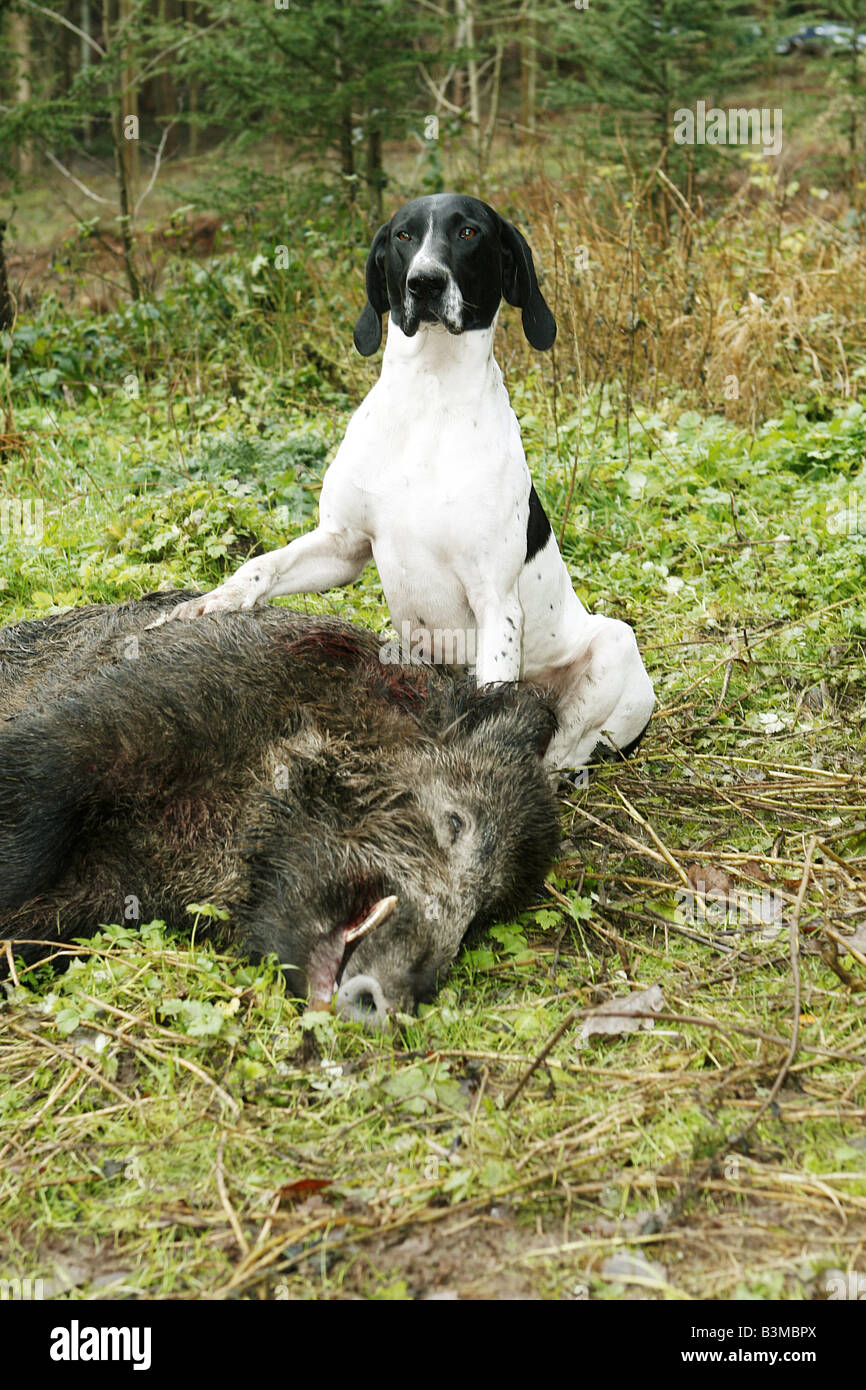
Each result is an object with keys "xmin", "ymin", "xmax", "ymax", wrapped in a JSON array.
[{"xmin": 236, "ymin": 688, "xmax": 560, "ymax": 1025}]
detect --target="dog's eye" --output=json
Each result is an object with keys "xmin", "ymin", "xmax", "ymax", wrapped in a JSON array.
[
  {"xmin": 448, "ymin": 813, "xmax": 464, "ymax": 843},
  {"xmin": 395, "ymin": 230, "xmax": 412, "ymax": 242},
  {"xmin": 459, "ymin": 227, "xmax": 477, "ymax": 239}
]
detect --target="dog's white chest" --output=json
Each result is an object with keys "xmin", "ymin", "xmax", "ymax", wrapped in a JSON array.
[
  {"xmin": 344, "ymin": 384, "xmax": 516, "ymax": 501},
  {"xmin": 320, "ymin": 324, "xmax": 529, "ymax": 628}
]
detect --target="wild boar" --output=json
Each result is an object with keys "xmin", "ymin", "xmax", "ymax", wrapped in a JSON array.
[{"xmin": 0, "ymin": 591, "xmax": 560, "ymax": 1022}]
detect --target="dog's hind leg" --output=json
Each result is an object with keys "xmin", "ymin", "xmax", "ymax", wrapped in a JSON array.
[{"xmin": 543, "ymin": 617, "xmax": 655, "ymax": 770}]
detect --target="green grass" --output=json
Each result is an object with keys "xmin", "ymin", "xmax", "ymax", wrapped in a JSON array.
[{"xmin": 1, "ymin": 371, "xmax": 864, "ymax": 1299}]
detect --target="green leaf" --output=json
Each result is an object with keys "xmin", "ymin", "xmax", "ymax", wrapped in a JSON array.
[
  {"xmin": 463, "ymin": 948, "xmax": 495, "ymax": 971},
  {"xmin": 186, "ymin": 902, "xmax": 231, "ymax": 921},
  {"xmin": 54, "ymin": 1008, "xmax": 81, "ymax": 1035},
  {"xmin": 567, "ymin": 895, "xmax": 593, "ymax": 923},
  {"xmin": 480, "ymin": 1159, "xmax": 514, "ymax": 1189}
]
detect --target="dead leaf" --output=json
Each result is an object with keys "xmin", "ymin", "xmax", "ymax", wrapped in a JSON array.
[
  {"xmin": 683, "ymin": 861, "xmax": 784, "ymax": 937},
  {"xmin": 601, "ymin": 1250, "xmax": 668, "ymax": 1286},
  {"xmin": 687, "ymin": 863, "xmax": 733, "ymax": 896},
  {"xmin": 742, "ymin": 859, "xmax": 770, "ymax": 884},
  {"xmin": 580, "ymin": 983, "xmax": 664, "ymax": 1041},
  {"xmin": 277, "ymin": 1178, "xmax": 332, "ymax": 1207}
]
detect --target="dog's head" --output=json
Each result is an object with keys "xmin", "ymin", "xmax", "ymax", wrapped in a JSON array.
[{"xmin": 353, "ymin": 194, "xmax": 557, "ymax": 356}]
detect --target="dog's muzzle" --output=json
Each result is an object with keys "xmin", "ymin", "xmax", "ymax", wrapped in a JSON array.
[{"xmin": 402, "ymin": 266, "xmax": 463, "ymax": 336}]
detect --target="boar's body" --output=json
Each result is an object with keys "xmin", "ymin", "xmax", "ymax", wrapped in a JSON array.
[{"xmin": 0, "ymin": 591, "xmax": 559, "ymax": 1019}]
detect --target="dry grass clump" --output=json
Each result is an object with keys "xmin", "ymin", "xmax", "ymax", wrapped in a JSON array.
[{"xmin": 508, "ymin": 163, "xmax": 866, "ymax": 427}]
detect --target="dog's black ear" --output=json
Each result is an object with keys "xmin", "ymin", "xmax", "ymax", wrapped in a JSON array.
[
  {"xmin": 498, "ymin": 217, "xmax": 556, "ymax": 351},
  {"xmin": 353, "ymin": 222, "xmax": 391, "ymax": 356}
]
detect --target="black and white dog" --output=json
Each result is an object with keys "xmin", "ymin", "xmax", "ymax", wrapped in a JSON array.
[{"xmin": 164, "ymin": 194, "xmax": 654, "ymax": 767}]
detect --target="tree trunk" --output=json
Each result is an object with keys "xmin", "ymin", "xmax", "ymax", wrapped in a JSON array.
[
  {"xmin": 451, "ymin": 0, "xmax": 465, "ymax": 111},
  {"xmin": 482, "ymin": 35, "xmax": 505, "ymax": 172},
  {"xmin": 7, "ymin": 10, "xmax": 33, "ymax": 175},
  {"xmin": 456, "ymin": 0, "xmax": 480, "ymax": 149},
  {"xmin": 0, "ymin": 221, "xmax": 15, "ymax": 332},
  {"xmin": 849, "ymin": 23, "xmax": 860, "ymax": 196},
  {"xmin": 81, "ymin": 0, "xmax": 93, "ymax": 147},
  {"xmin": 185, "ymin": 0, "xmax": 199, "ymax": 156},
  {"xmin": 118, "ymin": 0, "xmax": 140, "ymax": 199},
  {"xmin": 338, "ymin": 104, "xmax": 355, "ymax": 199},
  {"xmin": 111, "ymin": 105, "xmax": 143, "ymax": 301},
  {"xmin": 365, "ymin": 124, "xmax": 384, "ymax": 220},
  {"xmin": 520, "ymin": 0, "xmax": 537, "ymax": 135},
  {"xmin": 334, "ymin": 4, "xmax": 356, "ymax": 202},
  {"xmin": 158, "ymin": 0, "xmax": 178, "ymax": 156}
]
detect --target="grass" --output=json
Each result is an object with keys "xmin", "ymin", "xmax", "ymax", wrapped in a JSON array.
[{"xmin": 1, "ymin": 128, "xmax": 865, "ymax": 1299}]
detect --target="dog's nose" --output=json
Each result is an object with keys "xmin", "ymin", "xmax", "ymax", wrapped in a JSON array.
[{"xmin": 406, "ymin": 267, "xmax": 448, "ymax": 299}]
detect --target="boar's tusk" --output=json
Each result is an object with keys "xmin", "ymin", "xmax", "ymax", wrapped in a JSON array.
[
  {"xmin": 307, "ymin": 897, "xmax": 397, "ymax": 1011},
  {"xmin": 344, "ymin": 894, "xmax": 398, "ymax": 944}
]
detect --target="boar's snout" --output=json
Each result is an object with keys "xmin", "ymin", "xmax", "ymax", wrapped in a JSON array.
[
  {"xmin": 330, "ymin": 894, "xmax": 457, "ymax": 1024},
  {"xmin": 334, "ymin": 974, "xmax": 389, "ymax": 1027}
]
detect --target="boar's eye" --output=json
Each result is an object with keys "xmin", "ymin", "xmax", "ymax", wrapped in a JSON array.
[{"xmin": 430, "ymin": 805, "xmax": 470, "ymax": 851}]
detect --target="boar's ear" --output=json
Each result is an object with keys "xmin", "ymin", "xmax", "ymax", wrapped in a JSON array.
[
  {"xmin": 353, "ymin": 221, "xmax": 391, "ymax": 356},
  {"xmin": 501, "ymin": 692, "xmax": 558, "ymax": 759},
  {"xmin": 456, "ymin": 686, "xmax": 558, "ymax": 759},
  {"xmin": 497, "ymin": 215, "xmax": 556, "ymax": 351}
]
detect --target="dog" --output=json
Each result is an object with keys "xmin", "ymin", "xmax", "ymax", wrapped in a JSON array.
[{"xmin": 162, "ymin": 194, "xmax": 654, "ymax": 767}]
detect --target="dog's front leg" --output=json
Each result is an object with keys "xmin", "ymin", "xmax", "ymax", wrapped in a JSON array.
[
  {"xmin": 155, "ymin": 526, "xmax": 373, "ymax": 623},
  {"xmin": 471, "ymin": 587, "xmax": 524, "ymax": 686}
]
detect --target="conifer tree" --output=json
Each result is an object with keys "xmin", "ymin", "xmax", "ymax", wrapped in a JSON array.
[{"xmin": 575, "ymin": 0, "xmax": 764, "ymax": 181}]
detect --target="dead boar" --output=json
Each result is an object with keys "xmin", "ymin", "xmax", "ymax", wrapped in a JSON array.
[{"xmin": 0, "ymin": 591, "xmax": 559, "ymax": 1023}]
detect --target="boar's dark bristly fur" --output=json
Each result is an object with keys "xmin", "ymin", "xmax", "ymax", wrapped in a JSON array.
[{"xmin": 0, "ymin": 591, "xmax": 560, "ymax": 1021}]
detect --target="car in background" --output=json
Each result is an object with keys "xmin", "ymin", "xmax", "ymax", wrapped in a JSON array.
[{"xmin": 775, "ymin": 23, "xmax": 866, "ymax": 56}]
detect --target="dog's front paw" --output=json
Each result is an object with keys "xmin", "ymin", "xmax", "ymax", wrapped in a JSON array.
[{"xmin": 147, "ymin": 584, "xmax": 260, "ymax": 628}]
